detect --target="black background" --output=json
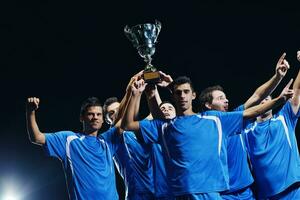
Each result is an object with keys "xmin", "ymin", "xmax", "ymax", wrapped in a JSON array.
[{"xmin": 1, "ymin": 0, "xmax": 300, "ymax": 199}]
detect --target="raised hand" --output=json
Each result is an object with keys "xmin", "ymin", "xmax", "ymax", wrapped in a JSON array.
[
  {"xmin": 279, "ymin": 79, "xmax": 294, "ymax": 101},
  {"xmin": 144, "ymin": 84, "xmax": 157, "ymax": 98},
  {"xmin": 126, "ymin": 70, "xmax": 144, "ymax": 93},
  {"xmin": 157, "ymin": 71, "xmax": 173, "ymax": 88},
  {"xmin": 132, "ymin": 79, "xmax": 147, "ymax": 95},
  {"xmin": 276, "ymin": 53, "xmax": 290, "ymax": 77},
  {"xmin": 26, "ymin": 97, "xmax": 40, "ymax": 112}
]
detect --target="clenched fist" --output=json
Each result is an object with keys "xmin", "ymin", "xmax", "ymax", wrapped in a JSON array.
[{"xmin": 26, "ymin": 97, "xmax": 40, "ymax": 112}]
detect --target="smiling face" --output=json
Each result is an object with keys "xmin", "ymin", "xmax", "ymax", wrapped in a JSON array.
[
  {"xmin": 206, "ymin": 90, "xmax": 229, "ymax": 112},
  {"xmin": 80, "ymin": 106, "xmax": 104, "ymax": 135}
]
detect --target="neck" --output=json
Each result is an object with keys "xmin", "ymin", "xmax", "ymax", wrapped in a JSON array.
[
  {"xmin": 257, "ymin": 113, "xmax": 272, "ymax": 122},
  {"xmin": 83, "ymin": 129, "xmax": 98, "ymax": 136},
  {"xmin": 177, "ymin": 107, "xmax": 195, "ymax": 116}
]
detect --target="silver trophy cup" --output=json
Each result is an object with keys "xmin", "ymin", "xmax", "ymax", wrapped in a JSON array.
[{"xmin": 124, "ymin": 20, "xmax": 162, "ymax": 83}]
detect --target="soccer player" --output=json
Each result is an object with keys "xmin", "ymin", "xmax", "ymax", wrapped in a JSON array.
[
  {"xmin": 121, "ymin": 74, "xmax": 293, "ymax": 199},
  {"xmin": 198, "ymin": 53, "xmax": 289, "ymax": 199},
  {"xmin": 243, "ymin": 51, "xmax": 300, "ymax": 199},
  {"xmin": 26, "ymin": 97, "xmax": 121, "ymax": 200},
  {"xmin": 103, "ymin": 72, "xmax": 175, "ymax": 200},
  {"xmin": 103, "ymin": 95, "xmax": 155, "ymax": 200}
]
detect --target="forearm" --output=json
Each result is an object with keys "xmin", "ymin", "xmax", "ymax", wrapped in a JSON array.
[
  {"xmin": 121, "ymin": 93, "xmax": 141, "ymax": 131},
  {"xmin": 245, "ymin": 74, "xmax": 282, "ymax": 109},
  {"xmin": 133, "ymin": 94, "xmax": 141, "ymax": 120},
  {"xmin": 291, "ymin": 70, "xmax": 300, "ymax": 112},
  {"xmin": 146, "ymin": 88, "xmax": 163, "ymax": 119},
  {"xmin": 115, "ymin": 89, "xmax": 132, "ymax": 123},
  {"xmin": 293, "ymin": 70, "xmax": 300, "ymax": 91},
  {"xmin": 243, "ymin": 96, "xmax": 286, "ymax": 119},
  {"xmin": 26, "ymin": 111, "xmax": 45, "ymax": 145}
]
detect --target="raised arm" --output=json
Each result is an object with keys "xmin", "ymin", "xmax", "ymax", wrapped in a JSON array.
[
  {"xmin": 290, "ymin": 51, "xmax": 300, "ymax": 114},
  {"xmin": 121, "ymin": 79, "xmax": 146, "ymax": 132},
  {"xmin": 26, "ymin": 97, "xmax": 45, "ymax": 145},
  {"xmin": 145, "ymin": 84, "xmax": 163, "ymax": 119},
  {"xmin": 243, "ymin": 79, "xmax": 294, "ymax": 119},
  {"xmin": 114, "ymin": 71, "xmax": 143, "ymax": 128},
  {"xmin": 145, "ymin": 71, "xmax": 173, "ymax": 119},
  {"xmin": 244, "ymin": 53, "xmax": 289, "ymax": 109}
]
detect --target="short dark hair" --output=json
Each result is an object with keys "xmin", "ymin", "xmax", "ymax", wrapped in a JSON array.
[
  {"xmin": 159, "ymin": 101, "xmax": 174, "ymax": 108},
  {"xmin": 198, "ymin": 85, "xmax": 224, "ymax": 112},
  {"xmin": 103, "ymin": 97, "xmax": 119, "ymax": 116},
  {"xmin": 169, "ymin": 76, "xmax": 195, "ymax": 93},
  {"xmin": 80, "ymin": 97, "xmax": 102, "ymax": 116}
]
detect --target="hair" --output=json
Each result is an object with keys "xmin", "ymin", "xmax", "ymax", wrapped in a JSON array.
[
  {"xmin": 80, "ymin": 97, "xmax": 102, "ymax": 116},
  {"xmin": 198, "ymin": 85, "xmax": 224, "ymax": 112},
  {"xmin": 159, "ymin": 100, "xmax": 174, "ymax": 108},
  {"xmin": 103, "ymin": 97, "xmax": 119, "ymax": 116},
  {"xmin": 169, "ymin": 76, "xmax": 195, "ymax": 93}
]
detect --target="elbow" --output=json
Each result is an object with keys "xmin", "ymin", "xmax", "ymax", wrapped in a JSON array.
[
  {"xmin": 121, "ymin": 121, "xmax": 136, "ymax": 131},
  {"xmin": 28, "ymin": 133, "xmax": 45, "ymax": 145},
  {"xmin": 120, "ymin": 120, "xmax": 129, "ymax": 131}
]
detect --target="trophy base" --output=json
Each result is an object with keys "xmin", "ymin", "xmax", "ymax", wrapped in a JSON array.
[{"xmin": 143, "ymin": 71, "xmax": 161, "ymax": 83}]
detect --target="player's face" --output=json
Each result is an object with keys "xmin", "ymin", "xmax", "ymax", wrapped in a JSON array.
[
  {"xmin": 173, "ymin": 83, "xmax": 196, "ymax": 112},
  {"xmin": 259, "ymin": 96, "xmax": 272, "ymax": 116},
  {"xmin": 209, "ymin": 90, "xmax": 229, "ymax": 112},
  {"xmin": 81, "ymin": 106, "xmax": 104, "ymax": 132},
  {"xmin": 260, "ymin": 96, "xmax": 272, "ymax": 105},
  {"xmin": 160, "ymin": 103, "xmax": 176, "ymax": 119},
  {"xmin": 106, "ymin": 102, "xmax": 120, "ymax": 124}
]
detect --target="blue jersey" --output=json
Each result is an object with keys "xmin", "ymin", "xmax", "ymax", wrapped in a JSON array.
[
  {"xmin": 43, "ymin": 127, "xmax": 120, "ymax": 200},
  {"xmin": 243, "ymin": 101, "xmax": 300, "ymax": 198},
  {"xmin": 151, "ymin": 143, "xmax": 172, "ymax": 198},
  {"xmin": 139, "ymin": 111, "xmax": 243, "ymax": 195},
  {"xmin": 223, "ymin": 105, "xmax": 254, "ymax": 194},
  {"xmin": 113, "ymin": 131, "xmax": 154, "ymax": 199}
]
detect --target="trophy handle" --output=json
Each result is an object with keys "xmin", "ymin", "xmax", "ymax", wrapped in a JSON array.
[
  {"xmin": 124, "ymin": 25, "xmax": 138, "ymax": 48},
  {"xmin": 154, "ymin": 20, "xmax": 162, "ymax": 43}
]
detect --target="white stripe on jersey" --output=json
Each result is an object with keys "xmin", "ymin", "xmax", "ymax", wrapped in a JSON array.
[
  {"xmin": 271, "ymin": 115, "xmax": 292, "ymax": 149},
  {"xmin": 197, "ymin": 115, "xmax": 223, "ymax": 156},
  {"xmin": 66, "ymin": 135, "xmax": 80, "ymax": 175}
]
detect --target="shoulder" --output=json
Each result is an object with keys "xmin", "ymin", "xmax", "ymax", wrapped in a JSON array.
[
  {"xmin": 45, "ymin": 130, "xmax": 76, "ymax": 138},
  {"xmin": 140, "ymin": 118, "xmax": 166, "ymax": 126},
  {"xmin": 233, "ymin": 104, "xmax": 245, "ymax": 112}
]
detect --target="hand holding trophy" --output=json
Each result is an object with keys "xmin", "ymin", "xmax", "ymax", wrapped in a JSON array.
[{"xmin": 124, "ymin": 20, "xmax": 162, "ymax": 83}]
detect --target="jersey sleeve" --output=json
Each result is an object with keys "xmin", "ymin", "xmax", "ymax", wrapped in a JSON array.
[
  {"xmin": 279, "ymin": 101, "xmax": 300, "ymax": 129},
  {"xmin": 139, "ymin": 119, "xmax": 163, "ymax": 144},
  {"xmin": 234, "ymin": 104, "xmax": 254, "ymax": 130},
  {"xmin": 101, "ymin": 127, "xmax": 121, "ymax": 156},
  {"xmin": 43, "ymin": 131, "xmax": 74, "ymax": 160},
  {"xmin": 219, "ymin": 111, "xmax": 244, "ymax": 137}
]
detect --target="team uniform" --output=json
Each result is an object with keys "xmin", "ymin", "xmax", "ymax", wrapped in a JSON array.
[
  {"xmin": 43, "ymin": 127, "xmax": 120, "ymax": 200},
  {"xmin": 139, "ymin": 111, "xmax": 243, "ymax": 199},
  {"xmin": 151, "ymin": 143, "xmax": 173, "ymax": 200},
  {"xmin": 244, "ymin": 101, "xmax": 300, "ymax": 199},
  {"xmin": 114, "ymin": 131, "xmax": 155, "ymax": 200},
  {"xmin": 221, "ymin": 105, "xmax": 255, "ymax": 200}
]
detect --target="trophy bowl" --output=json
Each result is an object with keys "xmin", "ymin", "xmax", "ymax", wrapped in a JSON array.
[{"xmin": 124, "ymin": 20, "xmax": 162, "ymax": 83}]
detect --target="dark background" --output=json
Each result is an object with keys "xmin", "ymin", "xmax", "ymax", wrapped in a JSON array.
[{"xmin": 1, "ymin": 0, "xmax": 300, "ymax": 199}]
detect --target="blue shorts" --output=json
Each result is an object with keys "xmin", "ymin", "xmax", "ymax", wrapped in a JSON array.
[
  {"xmin": 221, "ymin": 187, "xmax": 255, "ymax": 200},
  {"xmin": 127, "ymin": 192, "xmax": 155, "ymax": 200},
  {"xmin": 175, "ymin": 193, "xmax": 222, "ymax": 200}
]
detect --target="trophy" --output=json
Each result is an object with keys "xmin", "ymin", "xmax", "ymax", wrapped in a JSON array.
[{"xmin": 124, "ymin": 20, "xmax": 162, "ymax": 83}]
